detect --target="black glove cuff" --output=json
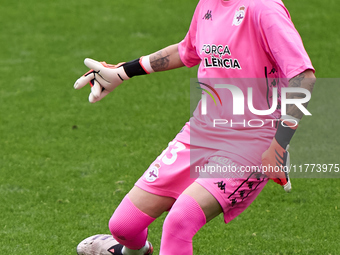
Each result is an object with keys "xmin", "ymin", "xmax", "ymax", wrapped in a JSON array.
[
  {"xmin": 122, "ymin": 58, "xmax": 147, "ymax": 78},
  {"xmin": 274, "ymin": 120, "xmax": 298, "ymax": 149}
]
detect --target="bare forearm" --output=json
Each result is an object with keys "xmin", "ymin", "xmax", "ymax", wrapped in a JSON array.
[
  {"xmin": 149, "ymin": 43, "xmax": 185, "ymax": 72},
  {"xmin": 286, "ymin": 69, "xmax": 316, "ymax": 119}
]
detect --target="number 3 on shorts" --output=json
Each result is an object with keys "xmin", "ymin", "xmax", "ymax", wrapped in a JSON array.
[{"xmin": 157, "ymin": 140, "xmax": 186, "ymax": 165}]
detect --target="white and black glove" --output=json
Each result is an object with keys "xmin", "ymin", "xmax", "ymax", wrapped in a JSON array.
[
  {"xmin": 74, "ymin": 58, "xmax": 129, "ymax": 103},
  {"xmin": 262, "ymin": 119, "xmax": 298, "ymax": 193}
]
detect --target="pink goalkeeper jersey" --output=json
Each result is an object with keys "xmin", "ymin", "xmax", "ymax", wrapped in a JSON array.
[{"xmin": 176, "ymin": 0, "xmax": 314, "ymax": 164}]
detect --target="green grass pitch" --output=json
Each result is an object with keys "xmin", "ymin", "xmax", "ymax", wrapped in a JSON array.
[{"xmin": 0, "ymin": 0, "xmax": 339, "ymax": 254}]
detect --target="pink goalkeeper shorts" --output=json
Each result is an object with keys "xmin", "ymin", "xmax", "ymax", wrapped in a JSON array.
[{"xmin": 135, "ymin": 135, "xmax": 268, "ymax": 224}]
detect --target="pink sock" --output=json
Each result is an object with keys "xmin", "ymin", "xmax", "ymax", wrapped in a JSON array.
[
  {"xmin": 160, "ymin": 194, "xmax": 206, "ymax": 255},
  {"xmin": 108, "ymin": 195, "xmax": 155, "ymax": 250}
]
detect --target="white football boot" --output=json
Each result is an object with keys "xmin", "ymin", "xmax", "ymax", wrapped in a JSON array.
[{"xmin": 77, "ymin": 234, "xmax": 153, "ymax": 255}]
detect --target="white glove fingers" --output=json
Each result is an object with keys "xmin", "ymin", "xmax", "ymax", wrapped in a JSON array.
[
  {"xmin": 78, "ymin": 58, "xmax": 126, "ymax": 102},
  {"xmin": 99, "ymin": 90, "xmax": 110, "ymax": 100},
  {"xmin": 84, "ymin": 58, "xmax": 115, "ymax": 89},
  {"xmin": 84, "ymin": 58, "xmax": 104, "ymax": 72},
  {"xmin": 88, "ymin": 92, "xmax": 96, "ymax": 103},
  {"xmin": 88, "ymin": 89, "xmax": 110, "ymax": 103},
  {"xmin": 94, "ymin": 72, "xmax": 111, "ymax": 88},
  {"xmin": 91, "ymin": 79, "xmax": 103, "ymax": 98},
  {"xmin": 74, "ymin": 71, "xmax": 95, "ymax": 89}
]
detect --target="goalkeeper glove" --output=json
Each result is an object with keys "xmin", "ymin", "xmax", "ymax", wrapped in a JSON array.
[
  {"xmin": 74, "ymin": 56, "xmax": 153, "ymax": 103},
  {"xmin": 262, "ymin": 119, "xmax": 298, "ymax": 192},
  {"xmin": 74, "ymin": 58, "xmax": 129, "ymax": 103}
]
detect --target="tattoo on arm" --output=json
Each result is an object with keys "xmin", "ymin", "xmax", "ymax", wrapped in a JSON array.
[
  {"xmin": 286, "ymin": 72, "xmax": 315, "ymax": 119},
  {"xmin": 150, "ymin": 50, "xmax": 170, "ymax": 72},
  {"xmin": 289, "ymin": 73, "xmax": 305, "ymax": 88}
]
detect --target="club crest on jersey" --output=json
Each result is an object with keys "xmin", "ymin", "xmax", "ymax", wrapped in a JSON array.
[
  {"xmin": 145, "ymin": 163, "xmax": 161, "ymax": 182},
  {"xmin": 232, "ymin": 6, "xmax": 246, "ymax": 26}
]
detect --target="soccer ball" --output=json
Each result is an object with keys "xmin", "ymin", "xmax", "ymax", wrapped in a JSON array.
[{"xmin": 76, "ymin": 234, "xmax": 123, "ymax": 255}]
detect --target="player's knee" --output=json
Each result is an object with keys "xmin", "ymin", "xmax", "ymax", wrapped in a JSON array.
[
  {"xmin": 162, "ymin": 207, "xmax": 187, "ymax": 236},
  {"xmin": 162, "ymin": 194, "xmax": 206, "ymax": 237},
  {"xmin": 108, "ymin": 214, "xmax": 134, "ymax": 241},
  {"xmin": 108, "ymin": 214, "xmax": 123, "ymax": 239}
]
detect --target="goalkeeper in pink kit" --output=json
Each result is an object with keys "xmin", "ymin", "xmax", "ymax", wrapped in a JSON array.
[{"xmin": 74, "ymin": 0, "xmax": 315, "ymax": 254}]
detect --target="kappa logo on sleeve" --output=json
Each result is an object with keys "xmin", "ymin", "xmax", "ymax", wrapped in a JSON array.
[
  {"xmin": 203, "ymin": 10, "xmax": 213, "ymax": 21},
  {"xmin": 232, "ymin": 6, "xmax": 246, "ymax": 26}
]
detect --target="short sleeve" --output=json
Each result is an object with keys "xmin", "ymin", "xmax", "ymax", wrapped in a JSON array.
[
  {"xmin": 178, "ymin": 1, "xmax": 202, "ymax": 68},
  {"xmin": 258, "ymin": 1, "xmax": 314, "ymax": 78}
]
